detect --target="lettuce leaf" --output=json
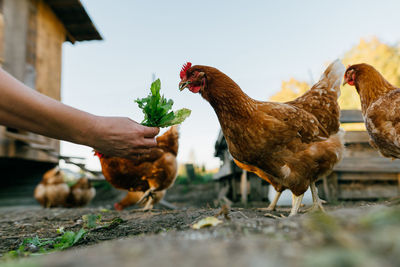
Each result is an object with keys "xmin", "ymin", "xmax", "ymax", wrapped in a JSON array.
[{"xmin": 135, "ymin": 79, "xmax": 191, "ymax": 127}]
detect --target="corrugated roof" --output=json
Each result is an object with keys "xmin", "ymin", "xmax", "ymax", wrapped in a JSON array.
[{"xmin": 44, "ymin": 0, "xmax": 103, "ymax": 43}]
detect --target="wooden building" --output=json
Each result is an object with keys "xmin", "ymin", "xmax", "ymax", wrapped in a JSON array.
[
  {"xmin": 0, "ymin": 0, "xmax": 101, "ymax": 204},
  {"xmin": 0, "ymin": 0, "xmax": 101, "ymax": 163},
  {"xmin": 317, "ymin": 110, "xmax": 400, "ymax": 201}
]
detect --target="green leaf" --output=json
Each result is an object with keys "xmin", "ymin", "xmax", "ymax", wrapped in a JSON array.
[
  {"xmin": 82, "ymin": 214, "xmax": 102, "ymax": 229},
  {"xmin": 159, "ymin": 108, "xmax": 192, "ymax": 127},
  {"xmin": 150, "ymin": 79, "xmax": 161, "ymax": 96},
  {"xmin": 72, "ymin": 228, "xmax": 87, "ymax": 245},
  {"xmin": 135, "ymin": 78, "xmax": 191, "ymax": 127}
]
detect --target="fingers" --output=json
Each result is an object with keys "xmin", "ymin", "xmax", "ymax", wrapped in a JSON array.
[
  {"xmin": 142, "ymin": 137, "xmax": 158, "ymax": 147},
  {"xmin": 142, "ymin": 126, "xmax": 160, "ymax": 138}
]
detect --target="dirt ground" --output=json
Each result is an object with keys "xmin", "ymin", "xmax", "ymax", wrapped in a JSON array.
[{"xmin": 1, "ymin": 183, "xmax": 400, "ymax": 267}]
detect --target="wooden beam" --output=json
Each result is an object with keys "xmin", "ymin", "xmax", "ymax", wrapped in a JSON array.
[
  {"xmin": 334, "ymin": 157, "xmax": 400, "ymax": 173},
  {"xmin": 339, "ymin": 172, "xmax": 399, "ymax": 181},
  {"xmin": 343, "ymin": 131, "xmax": 370, "ymax": 144},
  {"xmin": 340, "ymin": 110, "xmax": 364, "ymax": 123},
  {"xmin": 240, "ymin": 170, "xmax": 247, "ymax": 204},
  {"xmin": 339, "ymin": 184, "xmax": 398, "ymax": 200}
]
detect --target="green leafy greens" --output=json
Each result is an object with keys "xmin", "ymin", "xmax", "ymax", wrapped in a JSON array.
[{"xmin": 135, "ymin": 79, "xmax": 191, "ymax": 127}]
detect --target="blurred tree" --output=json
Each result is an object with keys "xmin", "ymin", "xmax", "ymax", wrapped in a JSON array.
[
  {"xmin": 269, "ymin": 37, "xmax": 400, "ymax": 130},
  {"xmin": 269, "ymin": 78, "xmax": 309, "ymax": 102},
  {"xmin": 341, "ymin": 37, "xmax": 400, "ymax": 110}
]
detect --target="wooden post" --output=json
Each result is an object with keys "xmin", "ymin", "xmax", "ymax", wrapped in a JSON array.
[{"xmin": 240, "ymin": 170, "xmax": 247, "ymax": 204}]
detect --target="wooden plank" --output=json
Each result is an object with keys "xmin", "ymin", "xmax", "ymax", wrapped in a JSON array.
[
  {"xmin": 338, "ymin": 183, "xmax": 398, "ymax": 200},
  {"xmin": 0, "ymin": 11, "xmax": 4, "ymax": 65},
  {"xmin": 344, "ymin": 131, "xmax": 370, "ymax": 144},
  {"xmin": 334, "ymin": 157, "xmax": 400, "ymax": 173},
  {"xmin": 3, "ymin": 0, "xmax": 30, "ymax": 81},
  {"xmin": 35, "ymin": 0, "xmax": 65, "ymax": 100},
  {"xmin": 240, "ymin": 171, "xmax": 248, "ymax": 204},
  {"xmin": 340, "ymin": 110, "xmax": 363, "ymax": 123},
  {"xmin": 323, "ymin": 173, "xmax": 338, "ymax": 202},
  {"xmin": 24, "ymin": 0, "xmax": 38, "ymax": 88},
  {"xmin": 338, "ymin": 172, "xmax": 399, "ymax": 181}
]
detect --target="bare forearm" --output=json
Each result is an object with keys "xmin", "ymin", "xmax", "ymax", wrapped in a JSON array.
[
  {"xmin": 0, "ymin": 68, "xmax": 96, "ymax": 146},
  {"xmin": 0, "ymin": 68, "xmax": 160, "ymax": 158}
]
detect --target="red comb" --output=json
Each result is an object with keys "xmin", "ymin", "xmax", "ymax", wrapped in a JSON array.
[{"xmin": 180, "ymin": 62, "xmax": 192, "ymax": 79}]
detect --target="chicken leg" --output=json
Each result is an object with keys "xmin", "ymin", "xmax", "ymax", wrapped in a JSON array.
[
  {"xmin": 141, "ymin": 198, "xmax": 154, "ymax": 211},
  {"xmin": 265, "ymin": 191, "xmax": 282, "ymax": 211},
  {"xmin": 289, "ymin": 193, "xmax": 304, "ymax": 216},
  {"xmin": 306, "ymin": 182, "xmax": 326, "ymax": 212},
  {"xmin": 136, "ymin": 188, "xmax": 155, "ymax": 206}
]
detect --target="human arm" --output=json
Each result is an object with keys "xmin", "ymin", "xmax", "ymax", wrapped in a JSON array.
[{"xmin": 0, "ymin": 68, "xmax": 159, "ymax": 157}]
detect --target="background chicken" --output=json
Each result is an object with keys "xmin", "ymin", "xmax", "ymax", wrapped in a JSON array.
[
  {"xmin": 343, "ymin": 63, "xmax": 400, "ymax": 159},
  {"xmin": 179, "ymin": 60, "xmax": 345, "ymax": 216},
  {"xmin": 114, "ymin": 190, "xmax": 166, "ymax": 211},
  {"xmin": 66, "ymin": 178, "xmax": 96, "ymax": 207},
  {"xmin": 34, "ymin": 167, "xmax": 70, "ymax": 208},
  {"xmin": 95, "ymin": 126, "xmax": 179, "ymax": 210}
]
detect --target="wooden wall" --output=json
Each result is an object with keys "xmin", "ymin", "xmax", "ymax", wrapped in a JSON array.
[
  {"xmin": 0, "ymin": 0, "xmax": 4, "ymax": 66},
  {"xmin": 35, "ymin": 0, "xmax": 65, "ymax": 100},
  {"xmin": 0, "ymin": 0, "xmax": 66, "ymax": 163}
]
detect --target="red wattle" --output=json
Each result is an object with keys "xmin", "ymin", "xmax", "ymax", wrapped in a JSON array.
[{"xmin": 189, "ymin": 86, "xmax": 201, "ymax": 93}]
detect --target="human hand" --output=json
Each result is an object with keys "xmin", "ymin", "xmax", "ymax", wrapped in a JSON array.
[{"xmin": 89, "ymin": 116, "xmax": 160, "ymax": 158}]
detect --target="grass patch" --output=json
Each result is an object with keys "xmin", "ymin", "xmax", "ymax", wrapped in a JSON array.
[{"xmin": 4, "ymin": 214, "xmax": 124, "ymax": 260}]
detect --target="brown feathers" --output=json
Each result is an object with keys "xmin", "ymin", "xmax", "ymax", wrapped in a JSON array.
[
  {"xmin": 97, "ymin": 126, "xmax": 179, "ymax": 208},
  {"xmin": 34, "ymin": 167, "xmax": 95, "ymax": 208},
  {"xmin": 346, "ymin": 63, "xmax": 400, "ymax": 159},
  {"xmin": 34, "ymin": 167, "xmax": 70, "ymax": 208},
  {"xmin": 345, "ymin": 63, "xmax": 397, "ymax": 115},
  {"xmin": 181, "ymin": 60, "xmax": 345, "ymax": 198}
]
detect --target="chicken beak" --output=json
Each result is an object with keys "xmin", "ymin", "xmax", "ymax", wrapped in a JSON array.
[
  {"xmin": 342, "ymin": 74, "xmax": 349, "ymax": 86},
  {"xmin": 179, "ymin": 80, "xmax": 190, "ymax": 91}
]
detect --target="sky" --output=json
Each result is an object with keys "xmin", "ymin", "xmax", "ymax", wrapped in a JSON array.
[{"xmin": 60, "ymin": 0, "xmax": 400, "ymax": 172}]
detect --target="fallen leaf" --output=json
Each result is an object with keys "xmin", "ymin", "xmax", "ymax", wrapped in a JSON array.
[{"xmin": 192, "ymin": 217, "xmax": 223, "ymax": 229}]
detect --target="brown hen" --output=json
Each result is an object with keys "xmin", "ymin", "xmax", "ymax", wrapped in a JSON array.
[
  {"xmin": 179, "ymin": 60, "xmax": 345, "ymax": 216},
  {"xmin": 34, "ymin": 167, "xmax": 70, "ymax": 208},
  {"xmin": 344, "ymin": 63, "xmax": 400, "ymax": 159},
  {"xmin": 96, "ymin": 126, "xmax": 179, "ymax": 210},
  {"xmin": 66, "ymin": 177, "xmax": 96, "ymax": 207}
]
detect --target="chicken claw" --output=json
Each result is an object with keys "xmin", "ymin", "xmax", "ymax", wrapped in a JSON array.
[
  {"xmin": 136, "ymin": 188, "xmax": 155, "ymax": 205},
  {"xmin": 305, "ymin": 182, "xmax": 326, "ymax": 212}
]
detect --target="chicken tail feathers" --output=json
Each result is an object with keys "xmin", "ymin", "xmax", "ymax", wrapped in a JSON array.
[{"xmin": 316, "ymin": 59, "xmax": 346, "ymax": 98}]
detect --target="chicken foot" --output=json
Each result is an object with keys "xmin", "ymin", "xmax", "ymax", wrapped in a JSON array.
[
  {"xmin": 136, "ymin": 188, "xmax": 155, "ymax": 206},
  {"xmin": 262, "ymin": 191, "xmax": 283, "ymax": 217},
  {"xmin": 305, "ymin": 182, "xmax": 326, "ymax": 212},
  {"xmin": 140, "ymin": 198, "xmax": 154, "ymax": 211},
  {"xmin": 289, "ymin": 193, "xmax": 304, "ymax": 217},
  {"xmin": 262, "ymin": 191, "xmax": 282, "ymax": 212}
]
